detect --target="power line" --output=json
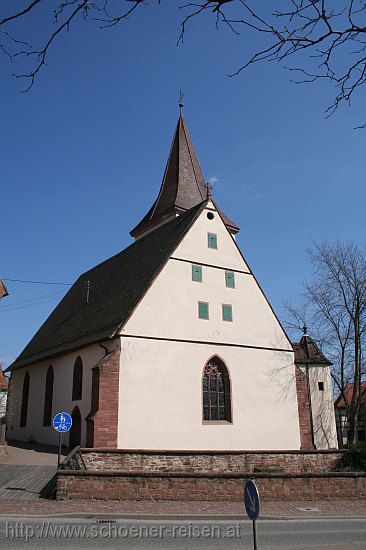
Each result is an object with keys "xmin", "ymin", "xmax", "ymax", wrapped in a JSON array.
[
  {"xmin": 3, "ymin": 278, "xmax": 73, "ymax": 286},
  {"xmin": 0, "ymin": 291, "xmax": 65, "ymax": 313}
]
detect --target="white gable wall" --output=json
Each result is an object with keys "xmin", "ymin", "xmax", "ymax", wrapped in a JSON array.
[
  {"xmin": 122, "ymin": 205, "xmax": 291, "ymax": 350},
  {"xmin": 118, "ymin": 204, "xmax": 301, "ymax": 450}
]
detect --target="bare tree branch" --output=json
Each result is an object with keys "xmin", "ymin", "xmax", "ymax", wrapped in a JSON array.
[{"xmin": 283, "ymin": 240, "xmax": 366, "ymax": 444}]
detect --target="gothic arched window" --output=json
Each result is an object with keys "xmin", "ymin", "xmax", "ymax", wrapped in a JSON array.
[
  {"xmin": 20, "ymin": 371, "xmax": 30, "ymax": 427},
  {"xmin": 43, "ymin": 365, "xmax": 54, "ymax": 427},
  {"xmin": 202, "ymin": 357, "xmax": 232, "ymax": 422},
  {"xmin": 72, "ymin": 356, "xmax": 83, "ymax": 401}
]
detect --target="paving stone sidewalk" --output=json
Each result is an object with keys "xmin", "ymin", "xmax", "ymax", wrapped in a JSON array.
[{"xmin": 0, "ymin": 499, "xmax": 365, "ymax": 519}]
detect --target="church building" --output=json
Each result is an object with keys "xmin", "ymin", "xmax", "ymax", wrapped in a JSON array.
[{"xmin": 6, "ymin": 113, "xmax": 338, "ymax": 451}]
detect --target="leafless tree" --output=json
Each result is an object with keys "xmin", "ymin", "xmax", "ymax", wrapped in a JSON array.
[
  {"xmin": 1, "ymin": 1, "xmax": 365, "ymax": 125},
  {"xmin": 284, "ymin": 240, "xmax": 366, "ymax": 444}
]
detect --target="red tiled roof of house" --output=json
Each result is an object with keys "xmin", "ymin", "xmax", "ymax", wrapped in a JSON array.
[
  {"xmin": 0, "ymin": 368, "xmax": 8, "ymax": 391},
  {"xmin": 334, "ymin": 382, "xmax": 366, "ymax": 408},
  {"xmin": 0, "ymin": 278, "xmax": 8, "ymax": 299}
]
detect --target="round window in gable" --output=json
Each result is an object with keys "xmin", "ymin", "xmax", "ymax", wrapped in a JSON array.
[{"xmin": 207, "ymin": 212, "xmax": 214, "ymax": 220}]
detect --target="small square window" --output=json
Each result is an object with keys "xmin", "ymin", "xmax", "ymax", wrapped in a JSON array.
[
  {"xmin": 318, "ymin": 382, "xmax": 324, "ymax": 391},
  {"xmin": 222, "ymin": 304, "xmax": 233, "ymax": 322},
  {"xmin": 208, "ymin": 233, "xmax": 217, "ymax": 249},
  {"xmin": 198, "ymin": 302, "xmax": 209, "ymax": 319},
  {"xmin": 225, "ymin": 271, "xmax": 235, "ymax": 288},
  {"xmin": 192, "ymin": 264, "xmax": 202, "ymax": 282}
]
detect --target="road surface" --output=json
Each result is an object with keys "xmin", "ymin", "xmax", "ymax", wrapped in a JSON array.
[{"xmin": 0, "ymin": 517, "xmax": 365, "ymax": 549}]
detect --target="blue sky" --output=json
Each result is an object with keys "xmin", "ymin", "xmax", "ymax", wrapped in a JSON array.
[{"xmin": 1, "ymin": 2, "xmax": 365, "ymax": 368}]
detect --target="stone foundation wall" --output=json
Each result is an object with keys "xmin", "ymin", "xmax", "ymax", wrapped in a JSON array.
[
  {"xmin": 80, "ymin": 449, "xmax": 344, "ymax": 474},
  {"xmin": 57, "ymin": 471, "xmax": 366, "ymax": 501}
]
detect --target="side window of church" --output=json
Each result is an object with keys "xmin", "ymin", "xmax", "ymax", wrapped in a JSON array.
[
  {"xmin": 207, "ymin": 233, "xmax": 217, "ymax": 249},
  {"xmin": 198, "ymin": 302, "xmax": 209, "ymax": 319},
  {"xmin": 202, "ymin": 357, "xmax": 232, "ymax": 422},
  {"xmin": 225, "ymin": 271, "xmax": 235, "ymax": 288},
  {"xmin": 43, "ymin": 365, "xmax": 54, "ymax": 427},
  {"xmin": 20, "ymin": 371, "xmax": 30, "ymax": 428},
  {"xmin": 192, "ymin": 264, "xmax": 202, "ymax": 282},
  {"xmin": 72, "ymin": 356, "xmax": 83, "ymax": 401}
]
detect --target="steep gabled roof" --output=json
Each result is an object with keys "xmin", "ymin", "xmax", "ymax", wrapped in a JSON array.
[
  {"xmin": 131, "ymin": 115, "xmax": 239, "ymax": 238},
  {"xmin": 8, "ymin": 203, "xmax": 205, "ymax": 371},
  {"xmin": 293, "ymin": 334, "xmax": 331, "ymax": 366}
]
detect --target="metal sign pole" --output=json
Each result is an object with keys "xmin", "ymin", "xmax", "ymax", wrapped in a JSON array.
[
  {"xmin": 57, "ymin": 431, "xmax": 62, "ymax": 469},
  {"xmin": 53, "ymin": 412, "xmax": 72, "ymax": 469},
  {"xmin": 252, "ymin": 519, "xmax": 258, "ymax": 550}
]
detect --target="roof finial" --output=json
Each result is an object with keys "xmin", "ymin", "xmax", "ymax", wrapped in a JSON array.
[
  {"xmin": 302, "ymin": 323, "xmax": 308, "ymax": 336},
  {"xmin": 178, "ymin": 90, "xmax": 184, "ymax": 116},
  {"xmin": 205, "ymin": 182, "xmax": 213, "ymax": 199}
]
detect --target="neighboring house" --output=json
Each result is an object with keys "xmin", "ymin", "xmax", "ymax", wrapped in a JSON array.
[
  {"xmin": 0, "ymin": 278, "xmax": 8, "ymax": 300},
  {"xmin": 5, "ymin": 113, "xmax": 337, "ymax": 451},
  {"xmin": 0, "ymin": 278, "xmax": 9, "ymax": 441},
  {"xmin": 0, "ymin": 367, "xmax": 8, "ymax": 443},
  {"xmin": 0, "ymin": 368, "xmax": 8, "ymax": 420},
  {"xmin": 334, "ymin": 382, "xmax": 366, "ymax": 445}
]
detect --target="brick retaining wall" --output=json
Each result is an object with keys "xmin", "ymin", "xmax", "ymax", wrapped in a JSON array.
[
  {"xmin": 57, "ymin": 448, "xmax": 362, "ymax": 502},
  {"xmin": 79, "ymin": 449, "xmax": 344, "ymax": 474},
  {"xmin": 57, "ymin": 471, "xmax": 366, "ymax": 501}
]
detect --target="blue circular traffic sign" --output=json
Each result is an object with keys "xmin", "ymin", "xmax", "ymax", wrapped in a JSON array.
[
  {"xmin": 53, "ymin": 412, "xmax": 72, "ymax": 433},
  {"xmin": 244, "ymin": 479, "xmax": 260, "ymax": 520}
]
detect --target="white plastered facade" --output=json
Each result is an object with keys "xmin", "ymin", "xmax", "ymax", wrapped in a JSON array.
[
  {"xmin": 7, "ymin": 343, "xmax": 109, "ymax": 447},
  {"xmin": 118, "ymin": 203, "xmax": 302, "ymax": 450}
]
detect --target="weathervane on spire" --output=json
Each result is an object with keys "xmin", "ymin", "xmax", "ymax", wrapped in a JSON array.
[
  {"xmin": 302, "ymin": 324, "xmax": 308, "ymax": 336},
  {"xmin": 179, "ymin": 90, "xmax": 184, "ymax": 115}
]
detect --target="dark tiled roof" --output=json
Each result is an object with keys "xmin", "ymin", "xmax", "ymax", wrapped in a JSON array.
[
  {"xmin": 131, "ymin": 115, "xmax": 239, "ymax": 237},
  {"xmin": 212, "ymin": 200, "xmax": 240, "ymax": 233},
  {"xmin": 8, "ymin": 203, "xmax": 205, "ymax": 371},
  {"xmin": 293, "ymin": 335, "xmax": 331, "ymax": 366}
]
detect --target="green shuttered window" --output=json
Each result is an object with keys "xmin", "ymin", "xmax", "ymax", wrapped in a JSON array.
[
  {"xmin": 198, "ymin": 302, "xmax": 209, "ymax": 320},
  {"xmin": 225, "ymin": 271, "xmax": 235, "ymax": 288},
  {"xmin": 222, "ymin": 304, "xmax": 233, "ymax": 322},
  {"xmin": 192, "ymin": 264, "xmax": 202, "ymax": 282},
  {"xmin": 207, "ymin": 233, "xmax": 217, "ymax": 249}
]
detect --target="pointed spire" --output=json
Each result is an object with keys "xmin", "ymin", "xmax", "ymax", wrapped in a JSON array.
[
  {"xmin": 130, "ymin": 113, "xmax": 240, "ymax": 239},
  {"xmin": 130, "ymin": 115, "xmax": 207, "ymax": 238}
]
